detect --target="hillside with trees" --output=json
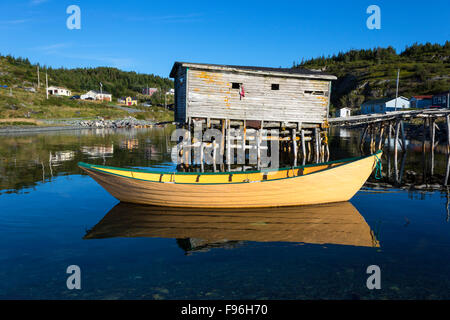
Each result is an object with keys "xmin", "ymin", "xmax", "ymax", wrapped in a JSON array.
[
  {"xmin": 0, "ymin": 54, "xmax": 173, "ymax": 99},
  {"xmin": 293, "ymin": 41, "xmax": 450, "ymax": 113},
  {"xmin": 0, "ymin": 55, "xmax": 174, "ymax": 122}
]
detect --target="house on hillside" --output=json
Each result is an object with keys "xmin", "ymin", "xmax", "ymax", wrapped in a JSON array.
[
  {"xmin": 169, "ymin": 62, "xmax": 337, "ymax": 125},
  {"xmin": 361, "ymin": 97, "xmax": 410, "ymax": 114},
  {"xmin": 432, "ymin": 91, "xmax": 450, "ymax": 109},
  {"xmin": 118, "ymin": 96, "xmax": 138, "ymax": 106},
  {"xmin": 142, "ymin": 88, "xmax": 158, "ymax": 96},
  {"xmin": 24, "ymin": 87, "xmax": 36, "ymax": 93},
  {"xmin": 47, "ymin": 86, "xmax": 71, "ymax": 97},
  {"xmin": 410, "ymin": 96, "xmax": 432, "ymax": 109},
  {"xmin": 335, "ymin": 107, "xmax": 351, "ymax": 117},
  {"xmin": 81, "ymin": 90, "xmax": 112, "ymax": 102}
]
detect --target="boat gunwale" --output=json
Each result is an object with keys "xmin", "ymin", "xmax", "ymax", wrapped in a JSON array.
[
  {"xmin": 78, "ymin": 150, "xmax": 381, "ymax": 185},
  {"xmin": 78, "ymin": 150, "xmax": 381, "ymax": 176}
]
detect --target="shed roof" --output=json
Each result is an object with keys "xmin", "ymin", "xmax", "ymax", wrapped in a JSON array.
[
  {"xmin": 362, "ymin": 96, "xmax": 409, "ymax": 105},
  {"xmin": 412, "ymin": 95, "xmax": 432, "ymax": 100},
  {"xmin": 170, "ymin": 62, "xmax": 337, "ymax": 80}
]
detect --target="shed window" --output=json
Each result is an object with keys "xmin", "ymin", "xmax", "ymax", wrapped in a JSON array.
[
  {"xmin": 232, "ymin": 82, "xmax": 241, "ymax": 89},
  {"xmin": 271, "ymin": 84, "xmax": 279, "ymax": 90},
  {"xmin": 304, "ymin": 90, "xmax": 326, "ymax": 96}
]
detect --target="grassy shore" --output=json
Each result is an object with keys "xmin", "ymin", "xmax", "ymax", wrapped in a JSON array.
[{"xmin": 0, "ymin": 87, "xmax": 173, "ymax": 124}]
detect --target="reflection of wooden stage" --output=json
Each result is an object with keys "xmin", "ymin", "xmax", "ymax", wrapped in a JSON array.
[{"xmin": 84, "ymin": 202, "xmax": 379, "ymax": 249}]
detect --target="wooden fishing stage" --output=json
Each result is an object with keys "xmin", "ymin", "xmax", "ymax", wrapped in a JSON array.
[
  {"xmin": 170, "ymin": 62, "xmax": 337, "ymax": 170},
  {"xmin": 329, "ymin": 108, "xmax": 450, "ymax": 162}
]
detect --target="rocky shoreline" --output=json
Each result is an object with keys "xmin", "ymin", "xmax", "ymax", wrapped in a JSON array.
[
  {"xmin": 0, "ymin": 116, "xmax": 172, "ymax": 134},
  {"xmin": 77, "ymin": 116, "xmax": 155, "ymax": 128}
]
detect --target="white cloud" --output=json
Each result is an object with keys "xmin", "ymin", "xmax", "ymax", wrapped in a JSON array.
[
  {"xmin": 30, "ymin": 0, "xmax": 49, "ymax": 5},
  {"xmin": 35, "ymin": 43, "xmax": 73, "ymax": 53},
  {"xmin": 0, "ymin": 19, "xmax": 30, "ymax": 25},
  {"xmin": 127, "ymin": 13, "xmax": 203, "ymax": 23}
]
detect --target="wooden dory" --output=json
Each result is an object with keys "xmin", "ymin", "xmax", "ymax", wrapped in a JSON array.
[{"xmin": 78, "ymin": 150, "xmax": 382, "ymax": 208}]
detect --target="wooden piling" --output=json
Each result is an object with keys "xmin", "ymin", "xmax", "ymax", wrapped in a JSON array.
[
  {"xmin": 400, "ymin": 120, "xmax": 406, "ymax": 152},
  {"xmin": 360, "ymin": 124, "xmax": 369, "ymax": 152},
  {"xmin": 292, "ymin": 129, "xmax": 297, "ymax": 167},
  {"xmin": 369, "ymin": 124, "xmax": 374, "ymax": 153},
  {"xmin": 394, "ymin": 120, "xmax": 401, "ymax": 181},
  {"xmin": 314, "ymin": 127, "xmax": 320, "ymax": 163},
  {"xmin": 212, "ymin": 140, "xmax": 217, "ymax": 172},
  {"xmin": 422, "ymin": 118, "xmax": 427, "ymax": 153},
  {"xmin": 431, "ymin": 117, "xmax": 436, "ymax": 176},
  {"xmin": 301, "ymin": 129, "xmax": 306, "ymax": 165},
  {"xmin": 447, "ymin": 115, "xmax": 450, "ymax": 154},
  {"xmin": 378, "ymin": 123, "xmax": 384, "ymax": 150}
]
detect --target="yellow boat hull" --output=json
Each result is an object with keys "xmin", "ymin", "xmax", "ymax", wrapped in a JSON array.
[{"xmin": 79, "ymin": 151, "xmax": 381, "ymax": 208}]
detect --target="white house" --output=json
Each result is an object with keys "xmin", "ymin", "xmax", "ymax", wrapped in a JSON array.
[
  {"xmin": 336, "ymin": 107, "xmax": 351, "ymax": 117},
  {"xmin": 361, "ymin": 97, "xmax": 410, "ymax": 114},
  {"xmin": 47, "ymin": 86, "xmax": 71, "ymax": 97},
  {"xmin": 81, "ymin": 90, "xmax": 112, "ymax": 102},
  {"xmin": 166, "ymin": 88, "xmax": 175, "ymax": 95}
]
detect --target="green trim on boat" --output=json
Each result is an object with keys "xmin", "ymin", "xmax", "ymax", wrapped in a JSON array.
[{"xmin": 78, "ymin": 150, "xmax": 381, "ymax": 176}]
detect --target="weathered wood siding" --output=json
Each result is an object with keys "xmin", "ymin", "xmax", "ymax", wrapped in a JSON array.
[
  {"xmin": 184, "ymin": 68, "xmax": 330, "ymax": 124},
  {"xmin": 174, "ymin": 67, "xmax": 187, "ymax": 123}
]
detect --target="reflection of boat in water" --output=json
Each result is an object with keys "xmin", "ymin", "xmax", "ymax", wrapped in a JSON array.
[
  {"xmin": 78, "ymin": 151, "xmax": 382, "ymax": 208},
  {"xmin": 84, "ymin": 202, "xmax": 380, "ymax": 249}
]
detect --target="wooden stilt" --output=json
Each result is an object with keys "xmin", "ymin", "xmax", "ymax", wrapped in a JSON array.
[
  {"xmin": 431, "ymin": 117, "xmax": 436, "ymax": 176},
  {"xmin": 212, "ymin": 140, "xmax": 217, "ymax": 172},
  {"xmin": 369, "ymin": 124, "xmax": 374, "ymax": 153},
  {"xmin": 200, "ymin": 142, "xmax": 204, "ymax": 172},
  {"xmin": 422, "ymin": 118, "xmax": 427, "ymax": 153},
  {"xmin": 398, "ymin": 150, "xmax": 406, "ymax": 183},
  {"xmin": 257, "ymin": 130, "xmax": 261, "ymax": 170},
  {"xmin": 378, "ymin": 123, "xmax": 385, "ymax": 150},
  {"xmin": 221, "ymin": 119, "xmax": 225, "ymax": 156},
  {"xmin": 307, "ymin": 140, "xmax": 311, "ymax": 162},
  {"xmin": 400, "ymin": 120, "xmax": 406, "ymax": 152},
  {"xmin": 325, "ymin": 143, "xmax": 330, "ymax": 162},
  {"xmin": 239, "ymin": 122, "xmax": 246, "ymax": 165},
  {"xmin": 447, "ymin": 115, "xmax": 450, "ymax": 154},
  {"xmin": 394, "ymin": 121, "xmax": 401, "ymax": 182},
  {"xmin": 314, "ymin": 127, "xmax": 320, "ymax": 163},
  {"xmin": 292, "ymin": 129, "xmax": 297, "ymax": 167},
  {"xmin": 301, "ymin": 129, "xmax": 306, "ymax": 165},
  {"xmin": 321, "ymin": 143, "xmax": 325, "ymax": 163},
  {"xmin": 360, "ymin": 124, "xmax": 369, "ymax": 152},
  {"xmin": 226, "ymin": 119, "xmax": 231, "ymax": 171}
]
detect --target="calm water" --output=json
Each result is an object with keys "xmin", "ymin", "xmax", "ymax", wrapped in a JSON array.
[{"xmin": 1, "ymin": 126, "xmax": 450, "ymax": 299}]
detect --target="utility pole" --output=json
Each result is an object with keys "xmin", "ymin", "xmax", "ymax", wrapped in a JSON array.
[
  {"xmin": 394, "ymin": 68, "xmax": 400, "ymax": 111},
  {"xmin": 164, "ymin": 88, "xmax": 167, "ymax": 109},
  {"xmin": 46, "ymin": 72, "xmax": 48, "ymax": 98},
  {"xmin": 100, "ymin": 82, "xmax": 103, "ymax": 95},
  {"xmin": 37, "ymin": 65, "xmax": 40, "ymax": 89}
]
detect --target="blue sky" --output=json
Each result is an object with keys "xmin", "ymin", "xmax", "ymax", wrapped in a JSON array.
[{"xmin": 0, "ymin": 0, "xmax": 449, "ymax": 77}]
